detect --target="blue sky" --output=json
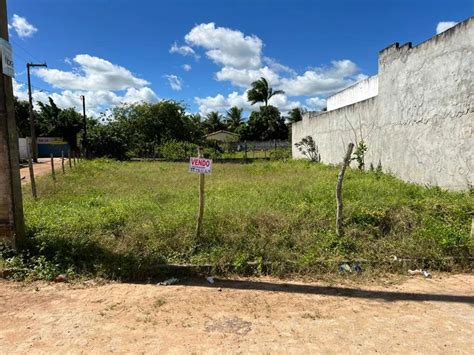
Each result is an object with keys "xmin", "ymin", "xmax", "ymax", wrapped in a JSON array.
[{"xmin": 7, "ymin": 0, "xmax": 473, "ymax": 116}]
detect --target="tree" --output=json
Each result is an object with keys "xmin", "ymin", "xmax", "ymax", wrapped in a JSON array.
[
  {"xmin": 225, "ymin": 106, "xmax": 243, "ymax": 132},
  {"xmin": 14, "ymin": 97, "xmax": 31, "ymax": 138},
  {"xmin": 245, "ymin": 105, "xmax": 288, "ymax": 140},
  {"xmin": 247, "ymin": 77, "xmax": 285, "ymax": 107},
  {"xmin": 37, "ymin": 98, "xmax": 83, "ymax": 151},
  {"xmin": 203, "ymin": 111, "xmax": 224, "ymax": 134},
  {"xmin": 287, "ymin": 107, "xmax": 307, "ymax": 124}
]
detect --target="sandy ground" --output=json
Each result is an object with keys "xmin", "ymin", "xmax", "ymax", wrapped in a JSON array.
[
  {"xmin": 0, "ymin": 274, "xmax": 473, "ymax": 354},
  {"xmin": 20, "ymin": 157, "xmax": 72, "ymax": 184}
]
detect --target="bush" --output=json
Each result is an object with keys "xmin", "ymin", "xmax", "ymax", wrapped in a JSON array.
[
  {"xmin": 295, "ymin": 136, "xmax": 320, "ymax": 162},
  {"xmin": 270, "ymin": 147, "xmax": 291, "ymax": 161},
  {"xmin": 160, "ymin": 140, "xmax": 198, "ymax": 161}
]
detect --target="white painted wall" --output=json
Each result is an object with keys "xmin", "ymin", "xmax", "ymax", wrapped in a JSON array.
[
  {"xmin": 18, "ymin": 138, "xmax": 30, "ymax": 160},
  {"xmin": 327, "ymin": 75, "xmax": 379, "ymax": 111},
  {"xmin": 293, "ymin": 17, "xmax": 474, "ymax": 191}
]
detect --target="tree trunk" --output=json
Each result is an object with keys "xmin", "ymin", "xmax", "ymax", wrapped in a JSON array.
[{"xmin": 336, "ymin": 143, "xmax": 355, "ymax": 237}]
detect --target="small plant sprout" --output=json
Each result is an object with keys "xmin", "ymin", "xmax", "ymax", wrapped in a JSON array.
[{"xmin": 353, "ymin": 140, "xmax": 368, "ymax": 170}]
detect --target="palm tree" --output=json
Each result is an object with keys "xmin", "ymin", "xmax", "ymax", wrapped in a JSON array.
[
  {"xmin": 225, "ymin": 106, "xmax": 243, "ymax": 132},
  {"xmin": 204, "ymin": 111, "xmax": 223, "ymax": 133},
  {"xmin": 287, "ymin": 107, "xmax": 307, "ymax": 124},
  {"xmin": 247, "ymin": 77, "xmax": 285, "ymax": 107}
]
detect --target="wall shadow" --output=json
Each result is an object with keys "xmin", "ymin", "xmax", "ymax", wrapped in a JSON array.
[{"xmin": 179, "ymin": 278, "xmax": 474, "ymax": 304}]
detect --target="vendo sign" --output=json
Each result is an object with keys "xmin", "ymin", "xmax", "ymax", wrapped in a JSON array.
[{"xmin": 189, "ymin": 157, "xmax": 212, "ymax": 174}]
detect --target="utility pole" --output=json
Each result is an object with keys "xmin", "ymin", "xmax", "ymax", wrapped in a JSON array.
[
  {"xmin": 80, "ymin": 95, "xmax": 87, "ymax": 158},
  {"xmin": 27, "ymin": 62, "xmax": 47, "ymax": 163},
  {"xmin": 0, "ymin": 0, "xmax": 26, "ymax": 247}
]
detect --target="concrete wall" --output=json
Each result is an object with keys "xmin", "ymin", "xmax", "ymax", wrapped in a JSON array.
[
  {"xmin": 292, "ymin": 17, "xmax": 473, "ymax": 190},
  {"xmin": 327, "ymin": 75, "xmax": 379, "ymax": 111},
  {"xmin": 18, "ymin": 138, "xmax": 29, "ymax": 160}
]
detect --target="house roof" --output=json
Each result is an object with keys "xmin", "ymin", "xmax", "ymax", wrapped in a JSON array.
[{"xmin": 204, "ymin": 130, "xmax": 240, "ymax": 138}]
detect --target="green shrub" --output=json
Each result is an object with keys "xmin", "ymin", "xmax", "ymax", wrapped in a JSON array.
[
  {"xmin": 160, "ymin": 140, "xmax": 198, "ymax": 161},
  {"xmin": 270, "ymin": 147, "xmax": 291, "ymax": 161}
]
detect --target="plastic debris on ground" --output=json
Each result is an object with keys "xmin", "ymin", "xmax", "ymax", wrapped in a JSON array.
[
  {"xmin": 339, "ymin": 263, "xmax": 352, "ymax": 273},
  {"xmin": 408, "ymin": 269, "xmax": 432, "ymax": 278},
  {"xmin": 206, "ymin": 277, "xmax": 215, "ymax": 284},
  {"xmin": 157, "ymin": 277, "xmax": 179, "ymax": 286},
  {"xmin": 352, "ymin": 264, "xmax": 363, "ymax": 273}
]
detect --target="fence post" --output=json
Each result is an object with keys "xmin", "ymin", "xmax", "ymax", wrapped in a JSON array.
[
  {"xmin": 61, "ymin": 151, "xmax": 65, "ymax": 174},
  {"xmin": 28, "ymin": 156, "xmax": 37, "ymax": 199},
  {"xmin": 68, "ymin": 151, "xmax": 72, "ymax": 169},
  {"xmin": 336, "ymin": 143, "xmax": 354, "ymax": 237},
  {"xmin": 50, "ymin": 153, "xmax": 56, "ymax": 181},
  {"xmin": 195, "ymin": 147, "xmax": 205, "ymax": 239},
  {"xmin": 244, "ymin": 140, "xmax": 248, "ymax": 162},
  {"xmin": 73, "ymin": 152, "xmax": 77, "ymax": 167}
]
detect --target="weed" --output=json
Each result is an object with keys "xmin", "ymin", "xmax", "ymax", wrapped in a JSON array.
[{"xmin": 7, "ymin": 159, "xmax": 472, "ymax": 280}]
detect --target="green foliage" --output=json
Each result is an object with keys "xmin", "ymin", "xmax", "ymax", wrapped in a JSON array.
[
  {"xmin": 13, "ymin": 160, "xmax": 472, "ymax": 280},
  {"xmin": 243, "ymin": 105, "xmax": 288, "ymax": 140},
  {"xmin": 87, "ymin": 120, "xmax": 130, "ymax": 160},
  {"xmin": 270, "ymin": 147, "xmax": 291, "ymax": 161},
  {"xmin": 37, "ymin": 98, "xmax": 84, "ymax": 150},
  {"xmin": 87, "ymin": 101, "xmax": 206, "ymax": 159},
  {"xmin": 203, "ymin": 111, "xmax": 225, "ymax": 134},
  {"xmin": 353, "ymin": 140, "xmax": 368, "ymax": 170},
  {"xmin": 160, "ymin": 140, "xmax": 198, "ymax": 161},
  {"xmin": 295, "ymin": 136, "xmax": 320, "ymax": 162},
  {"xmin": 247, "ymin": 77, "xmax": 285, "ymax": 107},
  {"xmin": 14, "ymin": 97, "xmax": 31, "ymax": 138},
  {"xmin": 225, "ymin": 106, "xmax": 244, "ymax": 132},
  {"xmin": 287, "ymin": 107, "xmax": 306, "ymax": 123}
]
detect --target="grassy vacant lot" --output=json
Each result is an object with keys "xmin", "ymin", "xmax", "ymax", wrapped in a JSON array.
[{"xmin": 11, "ymin": 159, "xmax": 474, "ymax": 279}]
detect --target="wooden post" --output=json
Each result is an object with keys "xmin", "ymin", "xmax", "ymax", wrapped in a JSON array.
[
  {"xmin": 61, "ymin": 151, "xmax": 65, "ymax": 173},
  {"xmin": 0, "ymin": 0, "xmax": 26, "ymax": 246},
  {"xmin": 336, "ymin": 142, "xmax": 354, "ymax": 237},
  {"xmin": 50, "ymin": 153, "xmax": 56, "ymax": 181},
  {"xmin": 73, "ymin": 152, "xmax": 77, "ymax": 167},
  {"xmin": 195, "ymin": 147, "xmax": 205, "ymax": 239},
  {"xmin": 28, "ymin": 156, "xmax": 37, "ymax": 199},
  {"xmin": 68, "ymin": 151, "xmax": 72, "ymax": 169},
  {"xmin": 244, "ymin": 141, "xmax": 248, "ymax": 162}
]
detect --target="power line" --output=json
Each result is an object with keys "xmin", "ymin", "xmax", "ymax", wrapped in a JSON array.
[
  {"xmin": 14, "ymin": 79, "xmax": 54, "ymax": 95},
  {"xmin": 10, "ymin": 37, "xmax": 44, "ymax": 64}
]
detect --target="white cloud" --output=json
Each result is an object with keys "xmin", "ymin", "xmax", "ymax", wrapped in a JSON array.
[
  {"xmin": 305, "ymin": 97, "xmax": 326, "ymax": 110},
  {"xmin": 182, "ymin": 64, "xmax": 192, "ymax": 71},
  {"xmin": 169, "ymin": 42, "xmax": 200, "ymax": 59},
  {"xmin": 195, "ymin": 91, "xmax": 299, "ymax": 116},
  {"xmin": 279, "ymin": 60, "xmax": 363, "ymax": 96},
  {"xmin": 185, "ymin": 23, "xmax": 262, "ymax": 69},
  {"xmin": 436, "ymin": 21, "xmax": 458, "ymax": 34},
  {"xmin": 35, "ymin": 54, "xmax": 149, "ymax": 91},
  {"xmin": 263, "ymin": 57, "xmax": 296, "ymax": 76},
  {"xmin": 164, "ymin": 74, "xmax": 183, "ymax": 91},
  {"xmin": 14, "ymin": 54, "xmax": 159, "ymax": 116},
  {"xmin": 9, "ymin": 14, "xmax": 38, "ymax": 38},
  {"xmin": 176, "ymin": 23, "xmax": 366, "ymax": 100},
  {"xmin": 13, "ymin": 78, "xmax": 159, "ymax": 117},
  {"xmin": 215, "ymin": 66, "xmax": 280, "ymax": 88}
]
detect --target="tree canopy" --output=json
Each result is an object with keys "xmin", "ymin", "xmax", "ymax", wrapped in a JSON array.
[{"xmin": 247, "ymin": 77, "xmax": 285, "ymax": 107}]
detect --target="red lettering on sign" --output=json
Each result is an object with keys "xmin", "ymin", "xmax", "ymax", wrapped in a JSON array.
[{"xmin": 191, "ymin": 158, "xmax": 211, "ymax": 167}]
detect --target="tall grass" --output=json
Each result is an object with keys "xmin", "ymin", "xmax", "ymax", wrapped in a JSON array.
[{"xmin": 13, "ymin": 159, "xmax": 474, "ymax": 279}]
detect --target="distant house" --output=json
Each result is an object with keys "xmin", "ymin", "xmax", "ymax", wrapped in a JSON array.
[{"xmin": 204, "ymin": 130, "xmax": 239, "ymax": 143}]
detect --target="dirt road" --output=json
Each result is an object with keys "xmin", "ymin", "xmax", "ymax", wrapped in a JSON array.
[
  {"xmin": 0, "ymin": 274, "xmax": 472, "ymax": 353},
  {"xmin": 20, "ymin": 157, "xmax": 69, "ymax": 184}
]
